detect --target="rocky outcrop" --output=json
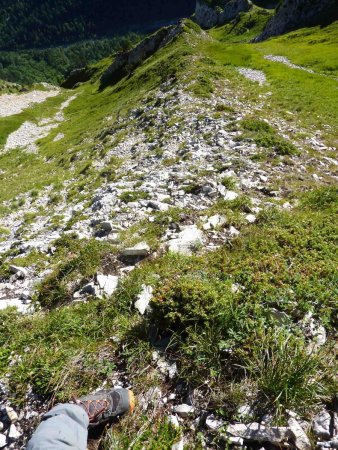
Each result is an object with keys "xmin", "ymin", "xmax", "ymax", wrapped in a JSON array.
[
  {"xmin": 62, "ymin": 67, "xmax": 97, "ymax": 89},
  {"xmin": 100, "ymin": 23, "xmax": 184, "ymax": 87},
  {"xmin": 195, "ymin": 0, "xmax": 252, "ymax": 28},
  {"xmin": 255, "ymin": 0, "xmax": 338, "ymax": 41}
]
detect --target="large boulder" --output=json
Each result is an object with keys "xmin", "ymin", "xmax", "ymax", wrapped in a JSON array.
[{"xmin": 195, "ymin": 0, "xmax": 252, "ymax": 28}]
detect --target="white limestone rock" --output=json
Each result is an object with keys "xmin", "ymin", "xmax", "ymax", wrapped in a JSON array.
[
  {"xmin": 226, "ymin": 422, "xmax": 290, "ymax": 445},
  {"xmin": 9, "ymin": 265, "xmax": 28, "ymax": 278},
  {"xmin": 224, "ymin": 191, "xmax": 238, "ymax": 201},
  {"xmin": 203, "ymin": 214, "xmax": 226, "ymax": 231},
  {"xmin": 0, "ymin": 434, "xmax": 7, "ymax": 448},
  {"xmin": 8, "ymin": 424, "xmax": 21, "ymax": 441},
  {"xmin": 135, "ymin": 285, "xmax": 153, "ymax": 315},
  {"xmin": 206, "ymin": 415, "xmax": 224, "ymax": 432},
  {"xmin": 96, "ymin": 274, "xmax": 119, "ymax": 297},
  {"xmin": 167, "ymin": 225, "xmax": 204, "ymax": 256},
  {"xmin": 168, "ymin": 415, "xmax": 180, "ymax": 429},
  {"xmin": 173, "ymin": 404, "xmax": 195, "ymax": 418},
  {"xmin": 5, "ymin": 407, "xmax": 18, "ymax": 424},
  {"xmin": 172, "ymin": 438, "xmax": 184, "ymax": 450}
]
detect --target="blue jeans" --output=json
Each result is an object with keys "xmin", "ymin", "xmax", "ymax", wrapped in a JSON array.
[{"xmin": 27, "ymin": 404, "xmax": 89, "ymax": 450}]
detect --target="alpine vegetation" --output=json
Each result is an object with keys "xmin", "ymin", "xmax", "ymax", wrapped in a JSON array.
[{"xmin": 0, "ymin": 1, "xmax": 337, "ymax": 449}]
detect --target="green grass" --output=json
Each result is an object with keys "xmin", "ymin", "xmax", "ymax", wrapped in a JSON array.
[
  {"xmin": 0, "ymin": 18, "xmax": 337, "ymax": 445},
  {"xmin": 210, "ymin": 6, "xmax": 273, "ymax": 43},
  {"xmin": 0, "ymin": 23, "xmax": 198, "ymax": 205},
  {"xmin": 258, "ymin": 22, "xmax": 338, "ymax": 77},
  {"xmin": 0, "ymin": 188, "xmax": 336, "ymax": 426},
  {"xmin": 202, "ymin": 21, "xmax": 338, "ymax": 147}
]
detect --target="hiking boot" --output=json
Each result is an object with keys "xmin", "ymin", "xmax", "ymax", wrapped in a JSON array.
[{"xmin": 75, "ymin": 388, "xmax": 135, "ymax": 425}]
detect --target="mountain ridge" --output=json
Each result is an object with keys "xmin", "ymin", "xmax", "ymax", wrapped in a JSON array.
[{"xmin": 0, "ymin": 3, "xmax": 337, "ymax": 450}]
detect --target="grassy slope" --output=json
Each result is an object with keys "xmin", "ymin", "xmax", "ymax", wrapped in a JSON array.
[
  {"xmin": 0, "ymin": 18, "xmax": 337, "ymax": 448},
  {"xmin": 207, "ymin": 18, "xmax": 338, "ymax": 147},
  {"xmin": 0, "ymin": 32, "xmax": 193, "ymax": 206}
]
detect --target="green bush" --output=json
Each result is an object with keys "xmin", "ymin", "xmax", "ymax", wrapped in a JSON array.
[
  {"xmin": 241, "ymin": 119, "xmax": 274, "ymax": 133},
  {"xmin": 255, "ymin": 134, "xmax": 300, "ymax": 155}
]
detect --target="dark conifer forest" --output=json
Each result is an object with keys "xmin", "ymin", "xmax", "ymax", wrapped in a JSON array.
[{"xmin": 0, "ymin": 0, "xmax": 195, "ymax": 50}]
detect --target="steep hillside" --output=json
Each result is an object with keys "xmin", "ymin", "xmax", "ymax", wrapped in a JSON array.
[
  {"xmin": 0, "ymin": 16, "xmax": 337, "ymax": 450},
  {"xmin": 0, "ymin": 0, "xmax": 195, "ymax": 50},
  {"xmin": 255, "ymin": 0, "xmax": 338, "ymax": 40},
  {"xmin": 195, "ymin": 0, "xmax": 338, "ymax": 37}
]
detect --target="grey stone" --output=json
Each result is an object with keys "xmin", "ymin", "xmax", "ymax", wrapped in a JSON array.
[
  {"xmin": 312, "ymin": 410, "xmax": 331, "ymax": 440},
  {"xmin": 171, "ymin": 438, "xmax": 184, "ymax": 450},
  {"xmin": 206, "ymin": 415, "xmax": 224, "ymax": 432},
  {"xmin": 5, "ymin": 407, "xmax": 18, "ymax": 424},
  {"xmin": 246, "ymin": 214, "xmax": 256, "ymax": 223},
  {"xmin": 147, "ymin": 200, "xmax": 169, "ymax": 212},
  {"xmin": 237, "ymin": 404, "xmax": 252, "ymax": 419},
  {"xmin": 228, "ymin": 226, "xmax": 240, "ymax": 236},
  {"xmin": 0, "ymin": 299, "xmax": 31, "ymax": 313},
  {"xmin": 203, "ymin": 214, "xmax": 226, "ymax": 231},
  {"xmin": 288, "ymin": 417, "xmax": 311, "ymax": 450},
  {"xmin": 99, "ymin": 221, "xmax": 113, "ymax": 232},
  {"xmin": 173, "ymin": 404, "xmax": 195, "ymax": 418},
  {"xmin": 224, "ymin": 191, "xmax": 238, "ymax": 201},
  {"xmin": 80, "ymin": 282, "xmax": 97, "ymax": 296},
  {"xmin": 121, "ymin": 242, "xmax": 150, "ymax": 257},
  {"xmin": 9, "ymin": 265, "xmax": 28, "ymax": 278},
  {"xmin": 317, "ymin": 440, "xmax": 338, "ymax": 449},
  {"xmin": 226, "ymin": 422, "xmax": 291, "ymax": 445}
]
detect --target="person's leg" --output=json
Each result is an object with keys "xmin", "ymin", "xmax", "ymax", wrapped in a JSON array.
[
  {"xmin": 26, "ymin": 388, "xmax": 135, "ymax": 450},
  {"xmin": 26, "ymin": 403, "xmax": 89, "ymax": 450}
]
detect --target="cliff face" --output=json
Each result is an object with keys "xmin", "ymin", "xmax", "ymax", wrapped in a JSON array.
[
  {"xmin": 256, "ymin": 0, "xmax": 338, "ymax": 41},
  {"xmin": 100, "ymin": 23, "xmax": 184, "ymax": 87},
  {"xmin": 195, "ymin": 0, "xmax": 252, "ymax": 28}
]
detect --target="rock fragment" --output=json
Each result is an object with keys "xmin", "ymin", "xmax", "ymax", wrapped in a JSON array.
[
  {"xmin": 167, "ymin": 225, "xmax": 203, "ymax": 255},
  {"xmin": 168, "ymin": 415, "xmax": 180, "ymax": 429},
  {"xmin": 121, "ymin": 242, "xmax": 150, "ymax": 257},
  {"xmin": 172, "ymin": 438, "xmax": 184, "ymax": 450},
  {"xmin": 0, "ymin": 434, "xmax": 6, "ymax": 448},
  {"xmin": 312, "ymin": 410, "xmax": 331, "ymax": 440},
  {"xmin": 288, "ymin": 417, "xmax": 311, "ymax": 450},
  {"xmin": 203, "ymin": 214, "xmax": 226, "ymax": 231},
  {"xmin": 225, "ymin": 422, "xmax": 290, "ymax": 445},
  {"xmin": 8, "ymin": 424, "xmax": 21, "ymax": 441},
  {"xmin": 206, "ymin": 415, "xmax": 224, "ymax": 432},
  {"xmin": 9, "ymin": 265, "xmax": 28, "ymax": 278},
  {"xmin": 96, "ymin": 274, "xmax": 119, "ymax": 297},
  {"xmin": 173, "ymin": 404, "xmax": 195, "ymax": 418},
  {"xmin": 134, "ymin": 285, "xmax": 153, "ymax": 315},
  {"xmin": 4, "ymin": 407, "xmax": 18, "ymax": 424}
]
